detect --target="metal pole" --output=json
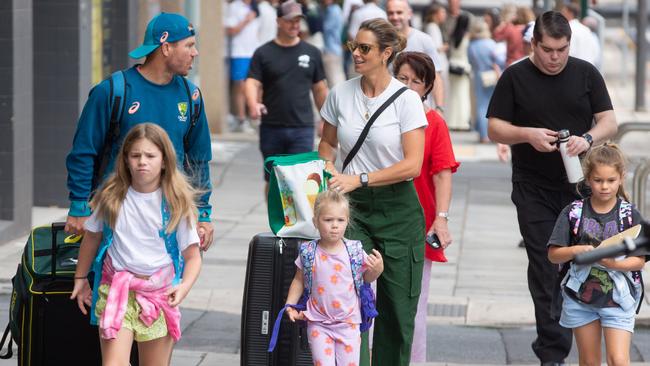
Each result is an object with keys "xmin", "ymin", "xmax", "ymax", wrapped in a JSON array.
[
  {"xmin": 622, "ymin": 0, "xmax": 630, "ymax": 36},
  {"xmin": 636, "ymin": 0, "xmax": 648, "ymax": 111},
  {"xmin": 580, "ymin": 0, "xmax": 588, "ymax": 18},
  {"xmin": 543, "ymin": 0, "xmax": 552, "ymax": 12},
  {"xmin": 612, "ymin": 121, "xmax": 650, "ymax": 143},
  {"xmin": 633, "ymin": 160, "xmax": 650, "ymax": 218}
]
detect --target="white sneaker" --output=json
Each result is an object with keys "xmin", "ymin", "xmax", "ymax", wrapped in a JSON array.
[{"xmin": 231, "ymin": 120, "xmax": 256, "ymax": 134}]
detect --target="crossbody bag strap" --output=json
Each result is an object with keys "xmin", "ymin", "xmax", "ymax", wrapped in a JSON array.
[{"xmin": 341, "ymin": 86, "xmax": 408, "ymax": 172}]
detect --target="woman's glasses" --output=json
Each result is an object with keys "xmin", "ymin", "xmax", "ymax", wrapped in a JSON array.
[{"xmin": 346, "ymin": 41, "xmax": 377, "ymax": 55}]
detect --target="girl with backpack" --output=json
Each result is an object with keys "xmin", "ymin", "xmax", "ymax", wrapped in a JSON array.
[
  {"xmin": 285, "ymin": 189, "xmax": 384, "ymax": 366},
  {"xmin": 548, "ymin": 143, "xmax": 646, "ymax": 366},
  {"xmin": 70, "ymin": 123, "xmax": 202, "ymax": 366}
]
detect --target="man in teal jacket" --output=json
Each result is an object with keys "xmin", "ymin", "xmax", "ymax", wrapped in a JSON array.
[{"xmin": 65, "ymin": 13, "xmax": 214, "ymax": 250}]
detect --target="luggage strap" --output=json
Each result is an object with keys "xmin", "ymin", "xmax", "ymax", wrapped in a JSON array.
[
  {"xmin": 0, "ymin": 324, "xmax": 13, "ymax": 359},
  {"xmin": 267, "ymin": 302, "xmax": 306, "ymax": 352}
]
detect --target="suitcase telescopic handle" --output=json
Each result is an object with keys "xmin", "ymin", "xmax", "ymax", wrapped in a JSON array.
[{"xmin": 50, "ymin": 222, "xmax": 67, "ymax": 278}]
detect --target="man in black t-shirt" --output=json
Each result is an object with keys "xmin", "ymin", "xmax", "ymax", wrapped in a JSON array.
[
  {"xmin": 486, "ymin": 11, "xmax": 617, "ymax": 365},
  {"xmin": 245, "ymin": 0, "xmax": 328, "ymax": 195}
]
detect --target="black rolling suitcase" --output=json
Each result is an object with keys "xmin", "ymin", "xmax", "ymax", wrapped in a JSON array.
[
  {"xmin": 240, "ymin": 233, "xmax": 313, "ymax": 366},
  {"xmin": 0, "ymin": 223, "xmax": 140, "ymax": 365},
  {"xmin": 0, "ymin": 222, "xmax": 102, "ymax": 365}
]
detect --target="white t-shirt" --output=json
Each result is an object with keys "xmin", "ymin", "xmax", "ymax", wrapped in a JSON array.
[
  {"xmin": 425, "ymin": 23, "xmax": 449, "ymax": 72},
  {"xmin": 347, "ymin": 3, "xmax": 387, "ymax": 40},
  {"xmin": 84, "ymin": 187, "xmax": 200, "ymax": 276},
  {"xmin": 320, "ymin": 77, "xmax": 427, "ymax": 175},
  {"xmin": 569, "ymin": 19, "xmax": 599, "ymax": 66},
  {"xmin": 404, "ymin": 28, "xmax": 442, "ymax": 70},
  {"xmin": 257, "ymin": 1, "xmax": 277, "ymax": 45},
  {"xmin": 225, "ymin": 0, "xmax": 261, "ymax": 58},
  {"xmin": 342, "ymin": 0, "xmax": 364, "ymax": 23}
]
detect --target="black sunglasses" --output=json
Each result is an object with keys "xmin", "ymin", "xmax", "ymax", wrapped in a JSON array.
[{"xmin": 346, "ymin": 41, "xmax": 378, "ymax": 55}]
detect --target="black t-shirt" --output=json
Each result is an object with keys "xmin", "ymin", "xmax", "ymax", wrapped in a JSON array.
[
  {"xmin": 487, "ymin": 57, "xmax": 613, "ymax": 190},
  {"xmin": 548, "ymin": 199, "xmax": 645, "ymax": 307},
  {"xmin": 248, "ymin": 40, "xmax": 326, "ymax": 127}
]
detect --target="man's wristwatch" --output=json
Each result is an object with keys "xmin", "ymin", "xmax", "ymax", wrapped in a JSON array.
[
  {"xmin": 435, "ymin": 105, "xmax": 445, "ymax": 113},
  {"xmin": 360, "ymin": 173, "xmax": 369, "ymax": 188},
  {"xmin": 437, "ymin": 212, "xmax": 449, "ymax": 220},
  {"xmin": 582, "ymin": 133, "xmax": 593, "ymax": 148}
]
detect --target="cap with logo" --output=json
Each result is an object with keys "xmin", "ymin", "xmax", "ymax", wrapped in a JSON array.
[
  {"xmin": 129, "ymin": 13, "xmax": 195, "ymax": 59},
  {"xmin": 276, "ymin": 0, "xmax": 305, "ymax": 20}
]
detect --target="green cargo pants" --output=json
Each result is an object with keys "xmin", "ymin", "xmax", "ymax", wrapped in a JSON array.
[{"xmin": 346, "ymin": 181, "xmax": 425, "ymax": 366}]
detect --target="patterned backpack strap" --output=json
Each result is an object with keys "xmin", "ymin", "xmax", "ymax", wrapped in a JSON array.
[
  {"xmin": 568, "ymin": 199, "xmax": 584, "ymax": 237},
  {"xmin": 617, "ymin": 200, "xmax": 644, "ymax": 313},
  {"xmin": 343, "ymin": 239, "xmax": 365, "ymax": 294},
  {"xmin": 299, "ymin": 240, "xmax": 318, "ymax": 299},
  {"xmin": 618, "ymin": 200, "xmax": 633, "ymax": 232},
  {"xmin": 343, "ymin": 239, "xmax": 378, "ymax": 333}
]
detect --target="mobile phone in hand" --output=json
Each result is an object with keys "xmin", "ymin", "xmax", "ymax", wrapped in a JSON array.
[{"xmin": 426, "ymin": 233, "xmax": 441, "ymax": 249}]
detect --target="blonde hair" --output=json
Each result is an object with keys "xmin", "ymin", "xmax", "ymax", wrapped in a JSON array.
[
  {"xmin": 582, "ymin": 142, "xmax": 630, "ymax": 201},
  {"xmin": 90, "ymin": 123, "xmax": 198, "ymax": 233},
  {"xmin": 313, "ymin": 189, "xmax": 350, "ymax": 221}
]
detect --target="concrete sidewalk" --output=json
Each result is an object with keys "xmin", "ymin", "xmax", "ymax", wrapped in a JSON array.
[{"xmin": 1, "ymin": 27, "xmax": 650, "ymax": 365}]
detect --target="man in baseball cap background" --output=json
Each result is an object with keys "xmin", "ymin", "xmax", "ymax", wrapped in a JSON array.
[
  {"xmin": 276, "ymin": 0, "xmax": 304, "ymax": 20},
  {"xmin": 65, "ymin": 12, "xmax": 215, "ymax": 251},
  {"xmin": 245, "ymin": 0, "xmax": 328, "ymax": 197}
]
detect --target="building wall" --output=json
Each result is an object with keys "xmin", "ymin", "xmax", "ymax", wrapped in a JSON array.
[
  {"xmin": 33, "ymin": 0, "xmax": 84, "ymax": 206},
  {"xmin": 103, "ymin": 0, "xmax": 130, "ymax": 74},
  {"xmin": 0, "ymin": 0, "xmax": 33, "ymax": 243},
  {"xmin": 0, "ymin": 1, "xmax": 15, "ymax": 221},
  {"xmin": 33, "ymin": 0, "xmax": 129, "ymax": 207}
]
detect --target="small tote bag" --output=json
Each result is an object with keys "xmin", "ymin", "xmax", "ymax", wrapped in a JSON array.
[{"xmin": 265, "ymin": 151, "xmax": 328, "ymax": 239}]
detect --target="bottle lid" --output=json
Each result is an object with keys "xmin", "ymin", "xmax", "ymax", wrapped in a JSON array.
[{"xmin": 558, "ymin": 129, "xmax": 570, "ymax": 139}]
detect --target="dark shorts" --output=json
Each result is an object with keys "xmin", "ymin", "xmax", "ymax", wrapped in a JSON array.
[{"xmin": 260, "ymin": 124, "xmax": 315, "ymax": 181}]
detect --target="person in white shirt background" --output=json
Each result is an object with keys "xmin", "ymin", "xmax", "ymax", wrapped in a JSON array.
[
  {"xmin": 257, "ymin": 0, "xmax": 278, "ymax": 44},
  {"xmin": 225, "ymin": 0, "xmax": 260, "ymax": 132},
  {"xmin": 424, "ymin": 3, "xmax": 450, "ymax": 111},
  {"xmin": 386, "ymin": 0, "xmax": 445, "ymax": 113},
  {"xmin": 346, "ymin": 0, "xmax": 387, "ymax": 78},
  {"xmin": 560, "ymin": 2, "xmax": 600, "ymax": 67}
]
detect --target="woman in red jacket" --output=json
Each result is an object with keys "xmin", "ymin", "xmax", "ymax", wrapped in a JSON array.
[{"xmin": 393, "ymin": 51, "xmax": 460, "ymax": 363}]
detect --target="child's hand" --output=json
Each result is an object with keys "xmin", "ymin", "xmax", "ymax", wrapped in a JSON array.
[
  {"xmin": 166, "ymin": 283, "xmax": 190, "ymax": 307},
  {"xmin": 70, "ymin": 278, "xmax": 92, "ymax": 315},
  {"xmin": 364, "ymin": 249, "xmax": 384, "ymax": 282},
  {"xmin": 286, "ymin": 307, "xmax": 304, "ymax": 322}
]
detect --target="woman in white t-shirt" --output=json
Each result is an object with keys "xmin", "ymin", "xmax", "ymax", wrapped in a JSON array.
[{"xmin": 318, "ymin": 18, "xmax": 427, "ymax": 366}]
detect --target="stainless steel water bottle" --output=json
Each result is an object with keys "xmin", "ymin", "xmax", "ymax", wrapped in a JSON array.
[{"xmin": 558, "ymin": 129, "xmax": 584, "ymax": 183}]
